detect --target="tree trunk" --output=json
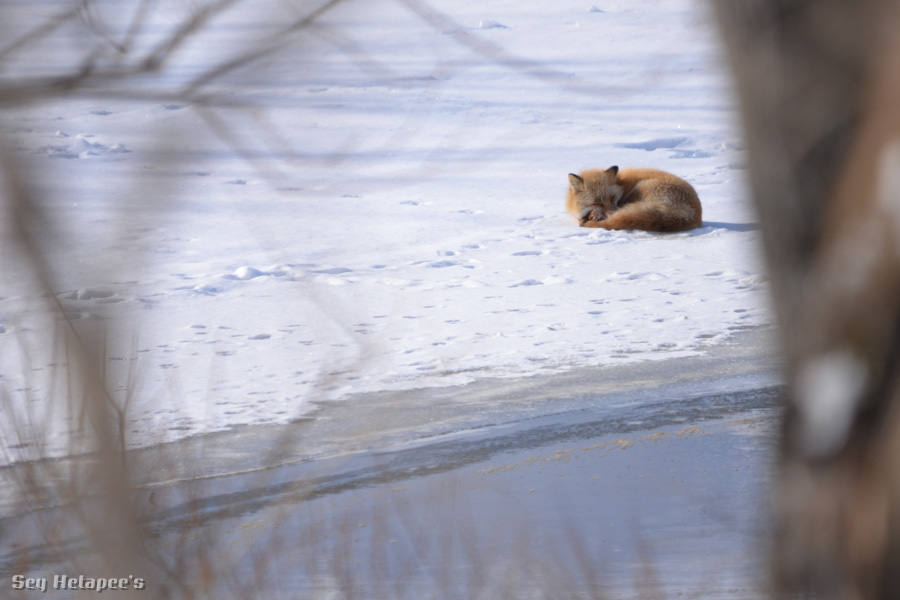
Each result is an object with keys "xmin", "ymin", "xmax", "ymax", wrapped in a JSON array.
[{"xmin": 713, "ymin": 1, "xmax": 900, "ymax": 597}]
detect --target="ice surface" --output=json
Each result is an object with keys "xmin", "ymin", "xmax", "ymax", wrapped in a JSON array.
[{"xmin": 0, "ymin": 0, "xmax": 771, "ymax": 461}]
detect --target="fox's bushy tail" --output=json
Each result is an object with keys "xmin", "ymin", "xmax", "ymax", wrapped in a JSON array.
[{"xmin": 602, "ymin": 203, "xmax": 701, "ymax": 232}]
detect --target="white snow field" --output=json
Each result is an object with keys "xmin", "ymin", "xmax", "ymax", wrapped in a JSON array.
[{"xmin": 0, "ymin": 0, "xmax": 770, "ymax": 461}]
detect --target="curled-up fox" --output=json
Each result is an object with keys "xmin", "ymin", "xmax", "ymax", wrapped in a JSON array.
[{"xmin": 566, "ymin": 166, "xmax": 702, "ymax": 232}]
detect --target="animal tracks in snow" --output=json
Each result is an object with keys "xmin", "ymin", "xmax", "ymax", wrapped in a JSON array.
[
  {"xmin": 606, "ymin": 271, "xmax": 667, "ymax": 282},
  {"xmin": 615, "ymin": 136, "xmax": 689, "ymax": 151},
  {"xmin": 613, "ymin": 136, "xmax": 715, "ymax": 160},
  {"xmin": 64, "ymin": 287, "xmax": 120, "ymax": 302},
  {"xmin": 36, "ymin": 133, "xmax": 130, "ymax": 159}
]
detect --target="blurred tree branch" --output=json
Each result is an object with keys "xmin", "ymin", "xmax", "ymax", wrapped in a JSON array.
[{"xmin": 0, "ymin": 0, "xmax": 349, "ymax": 107}]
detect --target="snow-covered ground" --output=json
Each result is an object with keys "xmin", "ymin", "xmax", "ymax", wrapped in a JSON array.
[{"xmin": 0, "ymin": 0, "xmax": 770, "ymax": 461}]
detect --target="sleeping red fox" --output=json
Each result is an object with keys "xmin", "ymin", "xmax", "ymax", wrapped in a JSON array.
[{"xmin": 566, "ymin": 166, "xmax": 702, "ymax": 232}]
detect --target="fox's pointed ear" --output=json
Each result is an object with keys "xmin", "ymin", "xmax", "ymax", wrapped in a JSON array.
[
  {"xmin": 606, "ymin": 165, "xmax": 619, "ymax": 176},
  {"xmin": 568, "ymin": 173, "xmax": 584, "ymax": 192}
]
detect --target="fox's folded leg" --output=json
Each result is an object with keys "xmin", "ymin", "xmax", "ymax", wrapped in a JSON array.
[
  {"xmin": 588, "ymin": 207, "xmax": 607, "ymax": 222},
  {"xmin": 579, "ymin": 207, "xmax": 609, "ymax": 227}
]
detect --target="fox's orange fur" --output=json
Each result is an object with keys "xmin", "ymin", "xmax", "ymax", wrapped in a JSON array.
[{"xmin": 566, "ymin": 166, "xmax": 702, "ymax": 232}]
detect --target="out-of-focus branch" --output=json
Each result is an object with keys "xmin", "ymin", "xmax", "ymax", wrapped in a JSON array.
[
  {"xmin": 184, "ymin": 0, "xmax": 347, "ymax": 95},
  {"xmin": 140, "ymin": 0, "xmax": 242, "ymax": 72},
  {"xmin": 0, "ymin": 5, "xmax": 81, "ymax": 64},
  {"xmin": 396, "ymin": 0, "xmax": 628, "ymax": 97},
  {"xmin": 0, "ymin": 0, "xmax": 306, "ymax": 107}
]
